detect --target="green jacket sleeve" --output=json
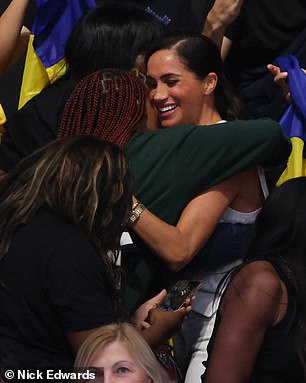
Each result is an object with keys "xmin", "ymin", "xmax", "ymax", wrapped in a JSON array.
[{"xmin": 126, "ymin": 119, "xmax": 290, "ymax": 224}]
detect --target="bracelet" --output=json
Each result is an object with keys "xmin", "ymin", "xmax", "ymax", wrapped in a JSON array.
[
  {"xmin": 130, "ymin": 200, "xmax": 145, "ymax": 223},
  {"xmin": 132, "ymin": 199, "xmax": 140, "ymax": 210}
]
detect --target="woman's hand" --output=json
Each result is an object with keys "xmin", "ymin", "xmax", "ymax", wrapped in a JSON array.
[
  {"xmin": 267, "ymin": 64, "xmax": 290, "ymax": 102},
  {"xmin": 267, "ymin": 63, "xmax": 306, "ymax": 103},
  {"xmin": 131, "ymin": 289, "xmax": 167, "ymax": 330},
  {"xmin": 141, "ymin": 304, "xmax": 192, "ymax": 349}
]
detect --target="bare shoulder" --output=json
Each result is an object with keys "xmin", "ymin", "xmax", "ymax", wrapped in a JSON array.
[
  {"xmin": 221, "ymin": 261, "xmax": 284, "ymax": 325},
  {"xmin": 229, "ymin": 260, "xmax": 283, "ymax": 298},
  {"xmin": 234, "ymin": 260, "xmax": 281, "ymax": 288}
]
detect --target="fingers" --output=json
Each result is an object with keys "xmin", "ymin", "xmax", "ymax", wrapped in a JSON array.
[
  {"xmin": 267, "ymin": 63, "xmax": 280, "ymax": 76},
  {"xmin": 267, "ymin": 64, "xmax": 288, "ymax": 82},
  {"xmin": 138, "ymin": 320, "xmax": 151, "ymax": 330},
  {"xmin": 154, "ymin": 288, "xmax": 167, "ymax": 303},
  {"xmin": 146, "ymin": 289, "xmax": 167, "ymax": 307}
]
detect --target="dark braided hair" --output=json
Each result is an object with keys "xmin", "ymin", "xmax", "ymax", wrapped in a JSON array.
[{"xmin": 58, "ymin": 68, "xmax": 147, "ymax": 148}]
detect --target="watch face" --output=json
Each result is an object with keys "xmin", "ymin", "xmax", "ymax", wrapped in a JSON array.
[{"xmin": 129, "ymin": 213, "xmax": 138, "ymax": 223}]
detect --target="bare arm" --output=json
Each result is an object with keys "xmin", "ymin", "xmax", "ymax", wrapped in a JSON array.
[
  {"xmin": 203, "ymin": 261, "xmax": 284, "ymax": 383},
  {"xmin": 131, "ymin": 175, "xmax": 240, "ymax": 272},
  {"xmin": 0, "ymin": 0, "xmax": 30, "ymax": 75},
  {"xmin": 202, "ymin": 0, "xmax": 244, "ymax": 50},
  {"xmin": 220, "ymin": 36, "xmax": 233, "ymax": 60},
  {"xmin": 140, "ymin": 306, "xmax": 191, "ymax": 349},
  {"xmin": 67, "ymin": 290, "xmax": 191, "ymax": 353}
]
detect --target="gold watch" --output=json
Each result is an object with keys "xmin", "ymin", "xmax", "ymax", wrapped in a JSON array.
[{"xmin": 129, "ymin": 202, "xmax": 145, "ymax": 223}]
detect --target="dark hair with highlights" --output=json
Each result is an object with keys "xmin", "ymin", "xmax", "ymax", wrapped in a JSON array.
[{"xmin": 0, "ymin": 136, "xmax": 133, "ymax": 306}]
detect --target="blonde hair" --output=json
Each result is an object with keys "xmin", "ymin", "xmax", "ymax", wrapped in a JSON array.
[{"xmin": 74, "ymin": 322, "xmax": 169, "ymax": 383}]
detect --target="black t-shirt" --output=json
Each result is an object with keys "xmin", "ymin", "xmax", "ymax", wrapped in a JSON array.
[
  {"xmin": 223, "ymin": 0, "xmax": 306, "ymax": 119},
  {"xmin": 0, "ymin": 210, "xmax": 116, "ymax": 368},
  {"xmin": 0, "ymin": 76, "xmax": 74, "ymax": 171},
  {"xmin": 225, "ymin": 0, "xmax": 306, "ymax": 81},
  {"xmin": 97, "ymin": 0, "xmax": 200, "ymax": 33}
]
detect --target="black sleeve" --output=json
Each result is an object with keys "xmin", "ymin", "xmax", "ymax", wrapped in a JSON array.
[
  {"xmin": 224, "ymin": 4, "xmax": 245, "ymax": 41},
  {"xmin": 23, "ymin": 0, "xmax": 36, "ymax": 30},
  {"xmin": 0, "ymin": 78, "xmax": 73, "ymax": 171},
  {"xmin": 47, "ymin": 233, "xmax": 116, "ymax": 333},
  {"xmin": 165, "ymin": 0, "xmax": 200, "ymax": 34}
]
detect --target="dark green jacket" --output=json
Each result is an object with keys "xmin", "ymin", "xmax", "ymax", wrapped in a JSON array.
[{"xmin": 123, "ymin": 119, "xmax": 291, "ymax": 310}]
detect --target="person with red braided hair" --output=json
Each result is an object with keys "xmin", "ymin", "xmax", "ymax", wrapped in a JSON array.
[
  {"xmin": 0, "ymin": 3, "xmax": 165, "ymax": 173},
  {"xmin": 56, "ymin": 68, "xmax": 290, "ymax": 313},
  {"xmin": 57, "ymin": 70, "xmax": 148, "ymax": 147}
]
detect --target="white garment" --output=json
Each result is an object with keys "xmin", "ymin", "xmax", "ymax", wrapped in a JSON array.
[{"xmin": 174, "ymin": 166, "xmax": 269, "ymax": 383}]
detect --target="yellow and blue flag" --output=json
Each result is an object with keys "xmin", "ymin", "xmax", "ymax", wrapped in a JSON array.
[
  {"xmin": 19, "ymin": 0, "xmax": 96, "ymax": 109},
  {"xmin": 276, "ymin": 55, "xmax": 306, "ymax": 186}
]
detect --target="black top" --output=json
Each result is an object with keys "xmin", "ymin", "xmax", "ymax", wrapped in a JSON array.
[
  {"xmin": 205, "ymin": 260, "xmax": 304, "ymax": 383},
  {"xmin": 223, "ymin": 0, "xmax": 306, "ymax": 120},
  {"xmin": 99, "ymin": 0, "xmax": 200, "ymax": 33},
  {"xmin": 225, "ymin": 0, "xmax": 306, "ymax": 70},
  {"xmin": 0, "ymin": 210, "xmax": 116, "ymax": 368},
  {"xmin": 0, "ymin": 77, "xmax": 74, "ymax": 171}
]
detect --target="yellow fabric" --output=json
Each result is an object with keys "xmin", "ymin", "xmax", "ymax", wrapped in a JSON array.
[
  {"xmin": 0, "ymin": 103, "xmax": 6, "ymax": 135},
  {"xmin": 18, "ymin": 35, "xmax": 67, "ymax": 109},
  {"xmin": 277, "ymin": 136, "xmax": 306, "ymax": 186}
]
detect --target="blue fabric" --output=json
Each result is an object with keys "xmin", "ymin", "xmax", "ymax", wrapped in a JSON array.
[
  {"xmin": 33, "ymin": 0, "xmax": 96, "ymax": 68},
  {"xmin": 277, "ymin": 55, "xmax": 306, "ymax": 141},
  {"xmin": 185, "ymin": 223, "xmax": 252, "ymax": 271}
]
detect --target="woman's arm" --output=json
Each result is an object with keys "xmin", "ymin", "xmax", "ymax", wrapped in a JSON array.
[
  {"xmin": 0, "ymin": 0, "xmax": 30, "ymax": 75},
  {"xmin": 67, "ymin": 290, "xmax": 192, "ymax": 353},
  {"xmin": 202, "ymin": 0, "xmax": 244, "ymax": 50},
  {"xmin": 203, "ymin": 261, "xmax": 284, "ymax": 383},
  {"xmin": 131, "ymin": 174, "xmax": 240, "ymax": 272}
]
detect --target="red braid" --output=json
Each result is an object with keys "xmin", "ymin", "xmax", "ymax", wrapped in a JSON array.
[{"xmin": 58, "ymin": 68, "xmax": 147, "ymax": 148}]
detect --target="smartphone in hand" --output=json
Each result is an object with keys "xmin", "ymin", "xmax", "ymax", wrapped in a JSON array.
[{"xmin": 159, "ymin": 280, "xmax": 201, "ymax": 311}]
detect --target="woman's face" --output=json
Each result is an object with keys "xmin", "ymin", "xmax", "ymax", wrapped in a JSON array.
[
  {"xmin": 91, "ymin": 341, "xmax": 152, "ymax": 383},
  {"xmin": 146, "ymin": 49, "xmax": 206, "ymax": 128}
]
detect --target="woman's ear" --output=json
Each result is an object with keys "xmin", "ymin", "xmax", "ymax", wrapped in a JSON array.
[{"xmin": 202, "ymin": 72, "xmax": 218, "ymax": 95}]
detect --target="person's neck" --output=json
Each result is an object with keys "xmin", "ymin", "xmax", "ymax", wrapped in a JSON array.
[
  {"xmin": 197, "ymin": 109, "xmax": 223, "ymax": 126},
  {"xmin": 196, "ymin": 98, "xmax": 223, "ymax": 125}
]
